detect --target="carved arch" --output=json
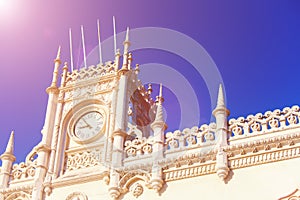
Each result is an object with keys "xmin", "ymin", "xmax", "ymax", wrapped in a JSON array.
[
  {"xmin": 6, "ymin": 191, "xmax": 31, "ymax": 200},
  {"xmin": 118, "ymin": 169, "xmax": 151, "ymax": 193}
]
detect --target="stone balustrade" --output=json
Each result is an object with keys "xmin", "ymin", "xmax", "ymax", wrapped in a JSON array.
[
  {"xmin": 124, "ymin": 137, "xmax": 154, "ymax": 158},
  {"xmin": 165, "ymin": 123, "xmax": 217, "ymax": 151},
  {"xmin": 229, "ymin": 105, "xmax": 300, "ymax": 140},
  {"xmin": 11, "ymin": 161, "xmax": 37, "ymax": 181}
]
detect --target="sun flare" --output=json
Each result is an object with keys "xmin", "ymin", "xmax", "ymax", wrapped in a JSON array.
[{"xmin": 0, "ymin": 0, "xmax": 14, "ymax": 15}]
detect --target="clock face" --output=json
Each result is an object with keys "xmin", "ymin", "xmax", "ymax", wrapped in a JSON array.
[{"xmin": 74, "ymin": 111, "xmax": 104, "ymax": 141}]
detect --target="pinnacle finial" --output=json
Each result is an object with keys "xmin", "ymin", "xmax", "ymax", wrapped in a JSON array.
[
  {"xmin": 55, "ymin": 46, "xmax": 61, "ymax": 61},
  {"xmin": 155, "ymin": 101, "xmax": 164, "ymax": 122},
  {"xmin": 217, "ymin": 84, "xmax": 225, "ymax": 107},
  {"xmin": 5, "ymin": 131, "xmax": 14, "ymax": 155},
  {"xmin": 156, "ymin": 83, "xmax": 164, "ymax": 104},
  {"xmin": 123, "ymin": 27, "xmax": 130, "ymax": 50},
  {"xmin": 147, "ymin": 84, "xmax": 153, "ymax": 95},
  {"xmin": 213, "ymin": 83, "xmax": 229, "ymax": 117},
  {"xmin": 125, "ymin": 27, "xmax": 130, "ymax": 42},
  {"xmin": 121, "ymin": 27, "xmax": 131, "ymax": 71},
  {"xmin": 159, "ymin": 83, "xmax": 163, "ymax": 97}
]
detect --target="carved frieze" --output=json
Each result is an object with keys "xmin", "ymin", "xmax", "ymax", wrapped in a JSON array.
[{"xmin": 65, "ymin": 148, "xmax": 102, "ymax": 172}]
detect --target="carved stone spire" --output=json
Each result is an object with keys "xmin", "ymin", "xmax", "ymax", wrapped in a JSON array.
[
  {"xmin": 124, "ymin": 27, "xmax": 130, "ymax": 48},
  {"xmin": 49, "ymin": 46, "xmax": 62, "ymax": 89},
  {"xmin": 0, "ymin": 131, "xmax": 16, "ymax": 188},
  {"xmin": 121, "ymin": 27, "xmax": 130, "ymax": 71},
  {"xmin": 55, "ymin": 45, "xmax": 61, "ymax": 62},
  {"xmin": 154, "ymin": 84, "xmax": 165, "ymax": 123},
  {"xmin": 212, "ymin": 84, "xmax": 230, "ymax": 181},
  {"xmin": 151, "ymin": 83, "xmax": 167, "ymax": 135},
  {"xmin": 213, "ymin": 84, "xmax": 229, "ymax": 118},
  {"xmin": 60, "ymin": 62, "xmax": 69, "ymax": 87},
  {"xmin": 149, "ymin": 84, "xmax": 166, "ymax": 192},
  {"xmin": 5, "ymin": 131, "xmax": 14, "ymax": 155},
  {"xmin": 217, "ymin": 84, "xmax": 225, "ymax": 108}
]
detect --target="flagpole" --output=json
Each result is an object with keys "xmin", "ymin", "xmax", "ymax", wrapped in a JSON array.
[
  {"xmin": 113, "ymin": 16, "xmax": 117, "ymax": 55},
  {"xmin": 81, "ymin": 25, "xmax": 87, "ymax": 69},
  {"xmin": 97, "ymin": 19, "xmax": 103, "ymax": 65},
  {"xmin": 69, "ymin": 28, "xmax": 74, "ymax": 71}
]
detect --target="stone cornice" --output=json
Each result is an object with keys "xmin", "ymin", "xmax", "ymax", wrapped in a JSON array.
[
  {"xmin": 45, "ymin": 86, "xmax": 59, "ymax": 94},
  {"xmin": 52, "ymin": 170, "xmax": 109, "ymax": 188},
  {"xmin": 0, "ymin": 184, "xmax": 33, "ymax": 194},
  {"xmin": 0, "ymin": 153, "xmax": 16, "ymax": 162}
]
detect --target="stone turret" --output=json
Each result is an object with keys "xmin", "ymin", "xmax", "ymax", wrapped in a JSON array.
[
  {"xmin": 212, "ymin": 84, "xmax": 230, "ymax": 181},
  {"xmin": 0, "ymin": 131, "xmax": 16, "ymax": 189},
  {"xmin": 32, "ymin": 46, "xmax": 61, "ymax": 200},
  {"xmin": 109, "ymin": 28, "xmax": 132, "ymax": 200},
  {"xmin": 121, "ymin": 27, "xmax": 130, "ymax": 70},
  {"xmin": 151, "ymin": 83, "xmax": 167, "ymax": 159},
  {"xmin": 150, "ymin": 84, "xmax": 166, "ymax": 192}
]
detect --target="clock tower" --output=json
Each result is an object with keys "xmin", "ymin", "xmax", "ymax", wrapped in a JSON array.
[{"xmin": 23, "ymin": 27, "xmax": 157, "ymax": 199}]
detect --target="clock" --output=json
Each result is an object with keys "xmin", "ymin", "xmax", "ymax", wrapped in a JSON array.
[{"xmin": 73, "ymin": 111, "xmax": 104, "ymax": 141}]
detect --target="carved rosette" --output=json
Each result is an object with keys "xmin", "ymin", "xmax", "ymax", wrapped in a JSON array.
[
  {"xmin": 65, "ymin": 192, "xmax": 88, "ymax": 200},
  {"xmin": 130, "ymin": 183, "xmax": 144, "ymax": 198}
]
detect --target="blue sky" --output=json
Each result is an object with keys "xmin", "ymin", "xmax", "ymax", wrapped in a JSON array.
[{"xmin": 0, "ymin": 0, "xmax": 299, "ymax": 163}]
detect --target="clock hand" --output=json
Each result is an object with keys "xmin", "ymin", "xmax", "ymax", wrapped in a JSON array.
[
  {"xmin": 78, "ymin": 125, "xmax": 90, "ymax": 129},
  {"xmin": 82, "ymin": 118, "xmax": 92, "ymax": 128}
]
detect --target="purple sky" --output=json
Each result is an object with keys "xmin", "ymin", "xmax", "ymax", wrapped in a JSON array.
[{"xmin": 0, "ymin": 0, "xmax": 300, "ymax": 163}]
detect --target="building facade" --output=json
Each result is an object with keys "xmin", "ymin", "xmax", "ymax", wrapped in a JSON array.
[{"xmin": 0, "ymin": 28, "xmax": 300, "ymax": 200}]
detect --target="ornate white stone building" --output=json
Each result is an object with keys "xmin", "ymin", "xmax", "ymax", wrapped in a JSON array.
[{"xmin": 0, "ymin": 27, "xmax": 300, "ymax": 200}]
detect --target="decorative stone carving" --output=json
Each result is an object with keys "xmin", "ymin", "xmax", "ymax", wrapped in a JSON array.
[
  {"xmin": 118, "ymin": 170, "xmax": 151, "ymax": 192},
  {"xmin": 215, "ymin": 147, "xmax": 229, "ymax": 181},
  {"xmin": 130, "ymin": 183, "xmax": 143, "ymax": 198},
  {"xmin": 124, "ymin": 138, "xmax": 153, "ymax": 158},
  {"xmin": 65, "ymin": 63, "xmax": 116, "ymax": 85},
  {"xmin": 165, "ymin": 123, "xmax": 216, "ymax": 150},
  {"xmin": 229, "ymin": 106, "xmax": 300, "ymax": 139},
  {"xmin": 65, "ymin": 149, "xmax": 102, "ymax": 172},
  {"xmin": 11, "ymin": 160, "xmax": 37, "ymax": 181},
  {"xmin": 65, "ymin": 192, "xmax": 88, "ymax": 200},
  {"xmin": 5, "ymin": 191, "xmax": 31, "ymax": 200}
]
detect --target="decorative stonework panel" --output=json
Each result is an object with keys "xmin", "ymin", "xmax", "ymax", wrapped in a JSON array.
[
  {"xmin": 11, "ymin": 161, "xmax": 37, "ymax": 181},
  {"xmin": 63, "ymin": 82, "xmax": 114, "ymax": 102},
  {"xmin": 65, "ymin": 62, "xmax": 116, "ymax": 85},
  {"xmin": 65, "ymin": 149, "xmax": 102, "ymax": 172}
]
